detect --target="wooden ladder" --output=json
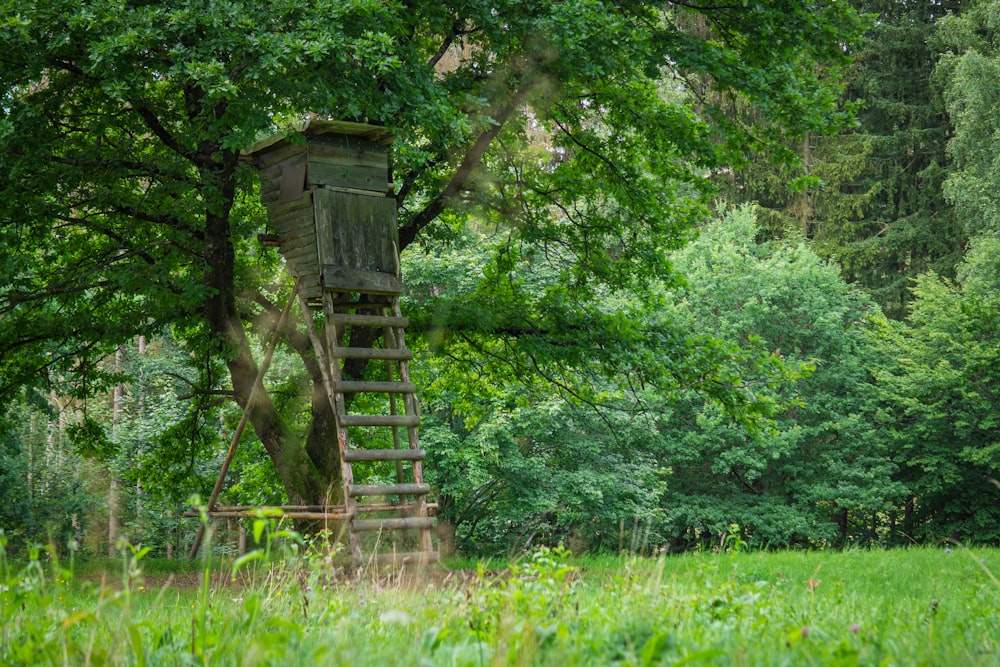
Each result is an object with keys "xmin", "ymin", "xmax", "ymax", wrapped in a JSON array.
[{"xmin": 322, "ymin": 291, "xmax": 436, "ymax": 565}]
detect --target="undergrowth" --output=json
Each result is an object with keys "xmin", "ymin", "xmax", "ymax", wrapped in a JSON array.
[{"xmin": 1, "ymin": 523, "xmax": 998, "ymax": 666}]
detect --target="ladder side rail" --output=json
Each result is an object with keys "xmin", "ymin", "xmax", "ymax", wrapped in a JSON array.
[
  {"xmin": 316, "ymin": 291, "xmax": 363, "ymax": 562},
  {"xmin": 389, "ymin": 300, "xmax": 434, "ymax": 553},
  {"xmin": 383, "ymin": 318, "xmax": 407, "ymax": 493}
]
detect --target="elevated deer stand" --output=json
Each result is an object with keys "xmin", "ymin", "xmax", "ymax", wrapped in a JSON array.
[{"xmin": 190, "ymin": 120, "xmax": 435, "ymax": 566}]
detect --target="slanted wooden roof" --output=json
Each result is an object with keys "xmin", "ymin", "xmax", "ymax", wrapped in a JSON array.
[
  {"xmin": 244, "ymin": 117, "xmax": 400, "ymax": 298},
  {"xmin": 242, "ymin": 118, "xmax": 393, "ymax": 162}
]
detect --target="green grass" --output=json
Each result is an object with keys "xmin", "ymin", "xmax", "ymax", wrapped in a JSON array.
[{"xmin": 2, "ymin": 539, "xmax": 998, "ymax": 666}]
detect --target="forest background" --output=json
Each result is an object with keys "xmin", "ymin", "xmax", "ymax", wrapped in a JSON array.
[{"xmin": 1, "ymin": 0, "xmax": 998, "ymax": 559}]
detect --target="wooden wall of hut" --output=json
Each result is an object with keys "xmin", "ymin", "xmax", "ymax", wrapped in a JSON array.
[{"xmin": 247, "ymin": 122, "xmax": 400, "ymax": 301}]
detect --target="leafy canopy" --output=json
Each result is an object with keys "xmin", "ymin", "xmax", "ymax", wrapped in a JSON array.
[
  {"xmin": 0, "ymin": 0, "xmax": 865, "ymax": 504},
  {"xmin": 1, "ymin": 0, "xmax": 863, "ymax": 392}
]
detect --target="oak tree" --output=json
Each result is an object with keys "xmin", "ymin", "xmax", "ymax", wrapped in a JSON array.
[{"xmin": 0, "ymin": 1, "xmax": 862, "ymax": 506}]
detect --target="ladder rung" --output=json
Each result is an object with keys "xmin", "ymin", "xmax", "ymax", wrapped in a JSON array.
[
  {"xmin": 185, "ymin": 510, "xmax": 352, "ymax": 520},
  {"xmin": 330, "ymin": 347, "xmax": 412, "ymax": 361},
  {"xmin": 324, "ymin": 297, "xmax": 396, "ymax": 308},
  {"xmin": 334, "ymin": 381, "xmax": 416, "ymax": 394},
  {"xmin": 374, "ymin": 551, "xmax": 439, "ymax": 565},
  {"xmin": 349, "ymin": 483, "xmax": 430, "ymax": 497},
  {"xmin": 327, "ymin": 313, "xmax": 408, "ymax": 328},
  {"xmin": 339, "ymin": 415, "xmax": 420, "ymax": 427},
  {"xmin": 344, "ymin": 448, "xmax": 426, "ymax": 462},
  {"xmin": 353, "ymin": 517, "xmax": 435, "ymax": 532},
  {"xmin": 354, "ymin": 502, "xmax": 437, "ymax": 514}
]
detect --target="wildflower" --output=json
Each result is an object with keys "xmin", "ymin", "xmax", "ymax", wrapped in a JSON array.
[
  {"xmin": 801, "ymin": 627, "xmax": 809, "ymax": 638},
  {"xmin": 945, "ymin": 548, "xmax": 952, "ymax": 554},
  {"xmin": 850, "ymin": 624, "xmax": 859, "ymax": 634}
]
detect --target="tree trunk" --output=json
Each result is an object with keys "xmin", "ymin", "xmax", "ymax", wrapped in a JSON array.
[
  {"xmin": 135, "ymin": 337, "xmax": 145, "ymax": 518},
  {"xmin": 200, "ymin": 158, "xmax": 332, "ymax": 505},
  {"xmin": 108, "ymin": 345, "xmax": 124, "ymax": 555},
  {"xmin": 107, "ymin": 479, "xmax": 120, "ymax": 556},
  {"xmin": 304, "ymin": 383, "xmax": 344, "ymax": 504},
  {"xmin": 902, "ymin": 496, "xmax": 916, "ymax": 541},
  {"xmin": 833, "ymin": 506, "xmax": 848, "ymax": 547}
]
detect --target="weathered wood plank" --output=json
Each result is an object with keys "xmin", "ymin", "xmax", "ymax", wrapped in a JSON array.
[
  {"xmin": 353, "ymin": 501, "xmax": 438, "ymax": 514},
  {"xmin": 308, "ymin": 161, "xmax": 387, "ymax": 192},
  {"xmin": 261, "ymin": 174, "xmax": 281, "ymax": 191},
  {"xmin": 273, "ymin": 225, "xmax": 316, "ymax": 248},
  {"xmin": 260, "ymin": 181, "xmax": 281, "ymax": 201},
  {"xmin": 273, "ymin": 232, "xmax": 317, "ymax": 254},
  {"xmin": 280, "ymin": 244, "xmax": 320, "ymax": 265},
  {"xmin": 334, "ymin": 381, "xmax": 416, "ymax": 394},
  {"xmin": 344, "ymin": 448, "xmax": 426, "ymax": 462},
  {"xmin": 340, "ymin": 414, "xmax": 420, "ymax": 427},
  {"xmin": 272, "ymin": 219, "xmax": 316, "ymax": 241},
  {"xmin": 316, "ymin": 185, "xmax": 395, "ymax": 198},
  {"xmin": 258, "ymin": 151, "xmax": 305, "ymax": 180},
  {"xmin": 353, "ymin": 517, "xmax": 435, "ymax": 532},
  {"xmin": 271, "ymin": 210, "xmax": 315, "ymax": 229},
  {"xmin": 308, "ymin": 140, "xmax": 387, "ymax": 170},
  {"xmin": 348, "ymin": 483, "xmax": 430, "ymax": 497},
  {"xmin": 326, "ymin": 313, "xmax": 408, "ymax": 327},
  {"xmin": 321, "ymin": 266, "xmax": 402, "ymax": 294},
  {"xmin": 330, "ymin": 347, "xmax": 413, "ymax": 361},
  {"xmin": 264, "ymin": 191, "xmax": 312, "ymax": 219},
  {"xmin": 281, "ymin": 266, "xmax": 320, "ymax": 287},
  {"xmin": 184, "ymin": 510, "xmax": 352, "ymax": 520},
  {"xmin": 208, "ymin": 505, "xmax": 348, "ymax": 512},
  {"xmin": 252, "ymin": 141, "xmax": 307, "ymax": 170},
  {"xmin": 321, "ymin": 190, "xmax": 398, "ymax": 275},
  {"xmin": 301, "ymin": 284, "xmax": 323, "ymax": 302},
  {"xmin": 279, "ymin": 157, "xmax": 307, "ymax": 202}
]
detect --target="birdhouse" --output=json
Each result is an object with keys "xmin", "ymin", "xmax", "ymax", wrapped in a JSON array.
[{"xmin": 243, "ymin": 119, "xmax": 400, "ymax": 301}]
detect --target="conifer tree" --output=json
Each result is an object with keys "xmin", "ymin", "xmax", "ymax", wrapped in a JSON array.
[{"xmin": 720, "ymin": 0, "xmax": 966, "ymax": 319}]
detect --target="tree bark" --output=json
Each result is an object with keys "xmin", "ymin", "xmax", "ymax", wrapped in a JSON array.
[
  {"xmin": 107, "ymin": 479, "xmax": 120, "ymax": 556},
  {"xmin": 200, "ymin": 156, "xmax": 333, "ymax": 505},
  {"xmin": 305, "ymin": 383, "xmax": 343, "ymax": 503},
  {"xmin": 108, "ymin": 345, "xmax": 123, "ymax": 556}
]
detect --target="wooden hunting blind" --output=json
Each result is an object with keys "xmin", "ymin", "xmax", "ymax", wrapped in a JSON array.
[
  {"xmin": 245, "ymin": 119, "xmax": 401, "ymax": 301},
  {"xmin": 187, "ymin": 119, "xmax": 437, "ymax": 566}
]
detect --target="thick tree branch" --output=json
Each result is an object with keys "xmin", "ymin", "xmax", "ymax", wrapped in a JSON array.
[
  {"xmin": 396, "ymin": 153, "xmax": 448, "ymax": 205},
  {"xmin": 399, "ymin": 84, "xmax": 533, "ymax": 251},
  {"xmin": 131, "ymin": 102, "xmax": 197, "ymax": 165},
  {"xmin": 428, "ymin": 32, "xmax": 456, "ymax": 71},
  {"xmin": 247, "ymin": 290, "xmax": 322, "ymax": 382},
  {"xmin": 1, "ymin": 279, "xmax": 114, "ymax": 313},
  {"xmin": 70, "ymin": 218, "xmax": 157, "ymax": 265}
]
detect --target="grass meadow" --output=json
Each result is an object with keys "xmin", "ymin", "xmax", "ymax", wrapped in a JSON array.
[{"xmin": 2, "ymin": 534, "xmax": 998, "ymax": 666}]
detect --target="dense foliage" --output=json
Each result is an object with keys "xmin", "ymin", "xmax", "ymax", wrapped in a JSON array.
[
  {"xmin": 0, "ymin": 0, "xmax": 863, "ymax": 512},
  {"xmin": 414, "ymin": 207, "xmax": 900, "ymax": 553},
  {"xmin": 870, "ymin": 238, "xmax": 1000, "ymax": 543},
  {"xmin": 2, "ymin": 541, "xmax": 998, "ymax": 666},
  {"xmin": 1, "ymin": 0, "xmax": 998, "ymax": 556},
  {"xmin": 719, "ymin": 0, "xmax": 965, "ymax": 319},
  {"xmin": 655, "ymin": 208, "xmax": 896, "ymax": 549}
]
